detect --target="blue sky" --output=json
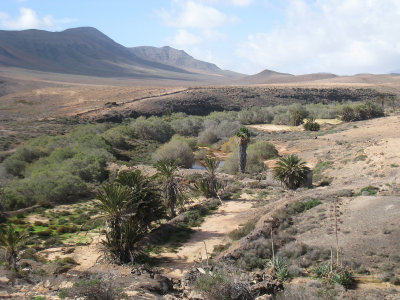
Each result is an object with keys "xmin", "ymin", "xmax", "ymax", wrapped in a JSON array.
[{"xmin": 1, "ymin": 0, "xmax": 400, "ymax": 75}]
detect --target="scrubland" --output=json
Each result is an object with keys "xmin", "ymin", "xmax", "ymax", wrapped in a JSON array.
[{"xmin": 0, "ymin": 92, "xmax": 399, "ymax": 299}]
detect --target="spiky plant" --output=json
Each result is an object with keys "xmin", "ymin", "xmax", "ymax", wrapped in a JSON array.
[
  {"xmin": 273, "ymin": 155, "xmax": 310, "ymax": 189},
  {"xmin": 155, "ymin": 160, "xmax": 185, "ymax": 218},
  {"xmin": 0, "ymin": 224, "xmax": 29, "ymax": 270},
  {"xmin": 97, "ymin": 170, "xmax": 165, "ymax": 263},
  {"xmin": 200, "ymin": 156, "xmax": 220, "ymax": 197},
  {"xmin": 236, "ymin": 128, "xmax": 251, "ymax": 173}
]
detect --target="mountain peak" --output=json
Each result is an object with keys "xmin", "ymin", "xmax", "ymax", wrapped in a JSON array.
[{"xmin": 130, "ymin": 46, "xmax": 221, "ymax": 73}]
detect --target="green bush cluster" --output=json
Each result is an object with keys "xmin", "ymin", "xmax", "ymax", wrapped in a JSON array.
[
  {"xmin": 1, "ymin": 124, "xmax": 115, "ymax": 210},
  {"xmin": 222, "ymin": 140, "xmax": 278, "ymax": 174},
  {"xmin": 340, "ymin": 101, "xmax": 384, "ymax": 122},
  {"xmin": 152, "ymin": 136, "xmax": 195, "ymax": 168},
  {"xmin": 130, "ymin": 116, "xmax": 173, "ymax": 143},
  {"xmin": 303, "ymin": 118, "xmax": 321, "ymax": 131}
]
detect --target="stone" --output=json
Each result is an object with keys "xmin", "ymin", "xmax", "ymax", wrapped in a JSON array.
[
  {"xmin": 188, "ymin": 291, "xmax": 205, "ymax": 300},
  {"xmin": 59, "ymin": 281, "xmax": 74, "ymax": 289},
  {"xmin": 139, "ymin": 275, "xmax": 173, "ymax": 295},
  {"xmin": 251, "ymin": 279, "xmax": 283, "ymax": 297},
  {"xmin": 0, "ymin": 291, "xmax": 10, "ymax": 298},
  {"xmin": 0, "ymin": 276, "xmax": 9, "ymax": 284},
  {"xmin": 255, "ymin": 295, "xmax": 273, "ymax": 300}
]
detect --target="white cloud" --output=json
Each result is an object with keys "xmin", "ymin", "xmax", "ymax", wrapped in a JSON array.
[
  {"xmin": 171, "ymin": 29, "xmax": 202, "ymax": 47},
  {"xmin": 0, "ymin": 7, "xmax": 74, "ymax": 30},
  {"xmin": 161, "ymin": 1, "xmax": 235, "ymax": 30},
  {"xmin": 201, "ymin": 0, "xmax": 253, "ymax": 6},
  {"xmin": 237, "ymin": 0, "xmax": 400, "ymax": 75}
]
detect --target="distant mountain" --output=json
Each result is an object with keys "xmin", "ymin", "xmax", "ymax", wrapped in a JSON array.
[
  {"xmin": 0, "ymin": 27, "xmax": 198, "ymax": 78},
  {"xmin": 130, "ymin": 46, "xmax": 221, "ymax": 74},
  {"xmin": 0, "ymin": 27, "xmax": 245, "ymax": 83},
  {"xmin": 237, "ymin": 69, "xmax": 337, "ymax": 84}
]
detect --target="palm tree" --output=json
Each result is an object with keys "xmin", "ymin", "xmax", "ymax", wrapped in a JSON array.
[
  {"xmin": 97, "ymin": 170, "xmax": 165, "ymax": 263},
  {"xmin": 116, "ymin": 170, "xmax": 165, "ymax": 227},
  {"xmin": 236, "ymin": 127, "xmax": 251, "ymax": 173},
  {"xmin": 273, "ymin": 155, "xmax": 310, "ymax": 189},
  {"xmin": 0, "ymin": 224, "xmax": 29, "ymax": 270},
  {"xmin": 200, "ymin": 156, "xmax": 220, "ymax": 197},
  {"xmin": 155, "ymin": 160, "xmax": 184, "ymax": 218}
]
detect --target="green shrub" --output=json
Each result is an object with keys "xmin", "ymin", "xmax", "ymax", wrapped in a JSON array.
[
  {"xmin": 152, "ymin": 139, "xmax": 194, "ymax": 168},
  {"xmin": 171, "ymin": 115, "xmax": 203, "ymax": 136},
  {"xmin": 194, "ymin": 270, "xmax": 252, "ymax": 300},
  {"xmin": 56, "ymin": 226, "xmax": 78, "ymax": 234},
  {"xmin": 37, "ymin": 228, "xmax": 52, "ymax": 237},
  {"xmin": 102, "ymin": 125, "xmax": 134, "ymax": 149},
  {"xmin": 314, "ymin": 264, "xmax": 330, "ymax": 278},
  {"xmin": 3, "ymin": 170, "xmax": 88, "ymax": 209},
  {"xmin": 303, "ymin": 118, "xmax": 320, "ymax": 131},
  {"xmin": 331, "ymin": 268, "xmax": 353, "ymax": 289},
  {"xmin": 131, "ymin": 116, "xmax": 173, "ymax": 143},
  {"xmin": 247, "ymin": 140, "xmax": 278, "ymax": 160},
  {"xmin": 198, "ymin": 129, "xmax": 219, "ymax": 145},
  {"xmin": 359, "ymin": 186, "xmax": 378, "ymax": 196},
  {"xmin": 237, "ymin": 238, "xmax": 272, "ymax": 270},
  {"xmin": 221, "ymin": 140, "xmax": 277, "ymax": 175},
  {"xmin": 340, "ymin": 106, "xmax": 356, "ymax": 122},
  {"xmin": 228, "ymin": 219, "xmax": 257, "ymax": 241}
]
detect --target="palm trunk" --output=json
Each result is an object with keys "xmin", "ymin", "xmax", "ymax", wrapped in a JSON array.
[
  {"xmin": 238, "ymin": 141, "xmax": 247, "ymax": 173},
  {"xmin": 167, "ymin": 184, "xmax": 177, "ymax": 218}
]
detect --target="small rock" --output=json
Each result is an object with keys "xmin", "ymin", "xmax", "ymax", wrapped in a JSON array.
[
  {"xmin": 255, "ymin": 295, "xmax": 273, "ymax": 300},
  {"xmin": 43, "ymin": 280, "xmax": 51, "ymax": 288},
  {"xmin": 251, "ymin": 279, "xmax": 283, "ymax": 297},
  {"xmin": 59, "ymin": 281, "xmax": 74, "ymax": 289},
  {"xmin": 188, "ymin": 291, "xmax": 205, "ymax": 300},
  {"xmin": 0, "ymin": 276, "xmax": 9, "ymax": 284},
  {"xmin": 139, "ymin": 275, "xmax": 173, "ymax": 295},
  {"xmin": 0, "ymin": 291, "xmax": 10, "ymax": 298},
  {"xmin": 163, "ymin": 295, "xmax": 179, "ymax": 300}
]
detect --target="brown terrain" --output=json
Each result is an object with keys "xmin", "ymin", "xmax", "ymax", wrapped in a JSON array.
[{"xmin": 0, "ymin": 26, "xmax": 400, "ymax": 299}]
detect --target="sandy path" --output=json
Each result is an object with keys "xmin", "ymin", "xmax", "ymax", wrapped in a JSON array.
[{"xmin": 158, "ymin": 199, "xmax": 255, "ymax": 278}]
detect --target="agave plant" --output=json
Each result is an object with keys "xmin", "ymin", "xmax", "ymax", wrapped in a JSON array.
[
  {"xmin": 155, "ymin": 160, "xmax": 185, "ymax": 218},
  {"xmin": 0, "ymin": 224, "xmax": 29, "ymax": 270},
  {"xmin": 236, "ymin": 127, "xmax": 251, "ymax": 173},
  {"xmin": 273, "ymin": 155, "xmax": 311, "ymax": 189}
]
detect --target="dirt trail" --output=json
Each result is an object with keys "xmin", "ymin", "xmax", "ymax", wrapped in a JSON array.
[{"xmin": 158, "ymin": 198, "xmax": 256, "ymax": 278}]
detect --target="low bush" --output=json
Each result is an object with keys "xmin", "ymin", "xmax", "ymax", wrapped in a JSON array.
[
  {"xmin": 171, "ymin": 115, "xmax": 204, "ymax": 136},
  {"xmin": 359, "ymin": 185, "xmax": 378, "ymax": 196},
  {"xmin": 37, "ymin": 228, "xmax": 52, "ymax": 237},
  {"xmin": 340, "ymin": 101, "xmax": 384, "ymax": 122},
  {"xmin": 58, "ymin": 277, "xmax": 124, "ymax": 300},
  {"xmin": 303, "ymin": 118, "xmax": 320, "ymax": 131},
  {"xmin": 228, "ymin": 219, "xmax": 257, "ymax": 241},
  {"xmin": 152, "ymin": 139, "xmax": 194, "ymax": 168},
  {"xmin": 237, "ymin": 238, "xmax": 272, "ymax": 270},
  {"xmin": 131, "ymin": 116, "xmax": 173, "ymax": 143},
  {"xmin": 194, "ymin": 269, "xmax": 252, "ymax": 300}
]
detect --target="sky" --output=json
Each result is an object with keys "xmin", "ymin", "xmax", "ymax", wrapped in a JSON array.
[{"xmin": 1, "ymin": 0, "xmax": 400, "ymax": 75}]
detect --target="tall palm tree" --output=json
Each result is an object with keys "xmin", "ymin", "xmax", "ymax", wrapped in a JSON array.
[
  {"xmin": 236, "ymin": 127, "xmax": 251, "ymax": 173},
  {"xmin": 0, "ymin": 224, "xmax": 29, "ymax": 270},
  {"xmin": 155, "ymin": 160, "xmax": 184, "ymax": 218},
  {"xmin": 200, "ymin": 156, "xmax": 220, "ymax": 197},
  {"xmin": 273, "ymin": 155, "xmax": 311, "ymax": 189}
]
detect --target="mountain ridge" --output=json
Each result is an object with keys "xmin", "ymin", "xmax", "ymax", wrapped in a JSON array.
[{"xmin": 0, "ymin": 27, "xmax": 233, "ymax": 80}]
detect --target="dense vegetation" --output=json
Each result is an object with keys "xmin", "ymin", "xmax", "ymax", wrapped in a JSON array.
[{"xmin": 0, "ymin": 100, "xmax": 384, "ymax": 211}]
